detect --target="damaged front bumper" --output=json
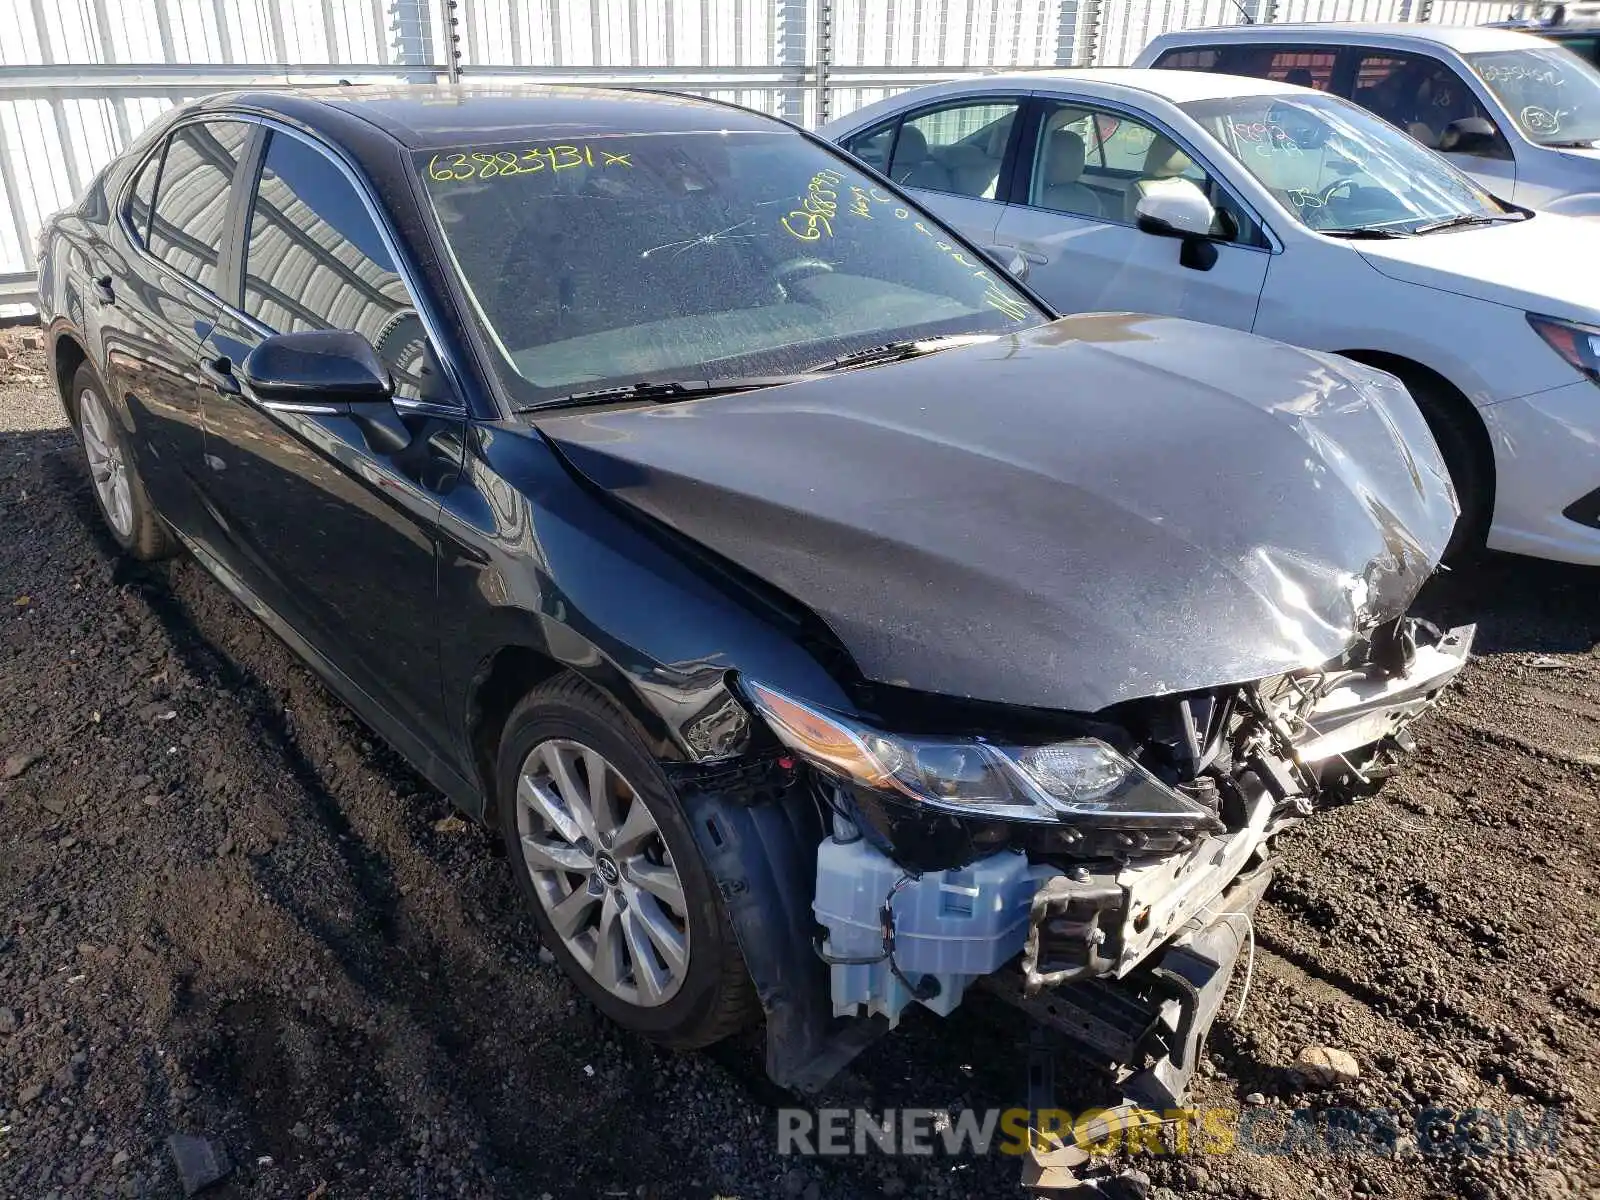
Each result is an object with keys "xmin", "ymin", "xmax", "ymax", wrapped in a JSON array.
[
  {"xmin": 804, "ymin": 621, "xmax": 1474, "ymax": 1092},
  {"xmin": 684, "ymin": 621, "xmax": 1472, "ymax": 1122},
  {"xmin": 1297, "ymin": 621, "xmax": 1473, "ymax": 765}
]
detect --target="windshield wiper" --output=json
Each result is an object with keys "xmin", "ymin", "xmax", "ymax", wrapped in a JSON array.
[
  {"xmin": 524, "ymin": 335, "xmax": 996, "ymax": 411},
  {"xmin": 1319, "ymin": 226, "xmax": 1414, "ymax": 240},
  {"xmin": 524, "ymin": 374, "xmax": 810, "ymax": 412},
  {"xmin": 1412, "ymin": 213, "xmax": 1526, "ymax": 235},
  {"xmin": 811, "ymin": 333, "xmax": 995, "ymax": 373}
]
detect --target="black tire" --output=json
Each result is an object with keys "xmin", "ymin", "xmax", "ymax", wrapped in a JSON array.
[
  {"xmin": 68, "ymin": 361, "xmax": 177, "ymax": 561},
  {"xmin": 1403, "ymin": 375, "xmax": 1492, "ymax": 563},
  {"xmin": 496, "ymin": 673, "xmax": 758, "ymax": 1048}
]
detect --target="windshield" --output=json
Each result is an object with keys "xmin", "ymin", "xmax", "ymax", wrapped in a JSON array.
[
  {"xmin": 1467, "ymin": 46, "xmax": 1600, "ymax": 146},
  {"xmin": 414, "ymin": 129, "xmax": 1043, "ymax": 407},
  {"xmin": 1181, "ymin": 92, "xmax": 1506, "ymax": 234}
]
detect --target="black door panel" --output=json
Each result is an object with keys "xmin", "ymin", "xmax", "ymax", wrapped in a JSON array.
[
  {"xmin": 199, "ymin": 313, "xmax": 462, "ymax": 749},
  {"xmin": 193, "ymin": 128, "xmax": 462, "ymax": 756},
  {"xmin": 106, "ymin": 276, "xmax": 219, "ymax": 531},
  {"xmin": 99, "ymin": 121, "xmax": 250, "ymax": 535}
]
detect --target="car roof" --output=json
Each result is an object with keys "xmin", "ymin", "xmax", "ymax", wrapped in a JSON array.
[
  {"xmin": 197, "ymin": 83, "xmax": 784, "ymax": 151},
  {"xmin": 869, "ymin": 67, "xmax": 1312, "ymax": 105},
  {"xmin": 1523, "ymin": 22, "xmax": 1600, "ymax": 33},
  {"xmin": 1147, "ymin": 21, "xmax": 1553, "ymax": 54}
]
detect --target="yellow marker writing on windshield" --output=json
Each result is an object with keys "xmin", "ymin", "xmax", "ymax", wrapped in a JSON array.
[
  {"xmin": 426, "ymin": 143, "xmax": 632, "ymax": 182},
  {"xmin": 779, "ymin": 169, "xmax": 843, "ymax": 242},
  {"xmin": 778, "ymin": 169, "xmax": 1028, "ymax": 322}
]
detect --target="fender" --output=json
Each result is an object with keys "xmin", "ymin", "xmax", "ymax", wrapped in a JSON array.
[
  {"xmin": 435, "ymin": 421, "xmax": 859, "ymax": 806},
  {"xmin": 1542, "ymin": 191, "xmax": 1600, "ymax": 219}
]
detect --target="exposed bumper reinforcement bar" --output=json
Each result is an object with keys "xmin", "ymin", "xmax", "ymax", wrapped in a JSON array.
[
  {"xmin": 1127, "ymin": 857, "xmax": 1274, "ymax": 1110},
  {"xmin": 986, "ymin": 859, "xmax": 1276, "ymax": 1193},
  {"xmin": 1297, "ymin": 622, "xmax": 1474, "ymax": 763}
]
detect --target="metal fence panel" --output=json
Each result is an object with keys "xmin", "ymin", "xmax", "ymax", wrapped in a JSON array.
[
  {"xmin": 1430, "ymin": 0, "xmax": 1523, "ymax": 21},
  {"xmin": 0, "ymin": 0, "xmax": 1568, "ymax": 304}
]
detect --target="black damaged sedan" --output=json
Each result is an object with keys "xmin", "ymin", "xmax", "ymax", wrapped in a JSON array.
[{"xmin": 36, "ymin": 84, "xmax": 1472, "ymax": 1114}]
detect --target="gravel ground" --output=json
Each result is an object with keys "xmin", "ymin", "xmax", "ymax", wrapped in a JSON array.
[
  {"xmin": 0, "ymin": 328, "xmax": 65, "ymax": 433},
  {"xmin": 0, "ymin": 324, "xmax": 1596, "ymax": 1199}
]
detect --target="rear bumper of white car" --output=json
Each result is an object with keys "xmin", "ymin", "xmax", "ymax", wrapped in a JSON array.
[{"xmin": 1483, "ymin": 378, "xmax": 1600, "ymax": 565}]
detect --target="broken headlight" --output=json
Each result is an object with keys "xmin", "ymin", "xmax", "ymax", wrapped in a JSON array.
[{"xmin": 745, "ymin": 681, "xmax": 1220, "ymax": 831}]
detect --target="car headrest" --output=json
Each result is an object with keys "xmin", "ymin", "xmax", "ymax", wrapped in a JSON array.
[
  {"xmin": 1043, "ymin": 107, "xmax": 1086, "ymax": 137},
  {"xmin": 1143, "ymin": 136, "xmax": 1195, "ymax": 179},
  {"xmin": 986, "ymin": 114, "xmax": 1015, "ymax": 156},
  {"xmin": 944, "ymin": 143, "xmax": 988, "ymax": 170},
  {"xmin": 894, "ymin": 124, "xmax": 929, "ymax": 163},
  {"xmin": 1045, "ymin": 130, "xmax": 1087, "ymax": 185}
]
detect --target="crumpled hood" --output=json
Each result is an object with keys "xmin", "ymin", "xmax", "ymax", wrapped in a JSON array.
[
  {"xmin": 1356, "ymin": 211, "xmax": 1600, "ymax": 321},
  {"xmin": 533, "ymin": 315, "xmax": 1458, "ymax": 713}
]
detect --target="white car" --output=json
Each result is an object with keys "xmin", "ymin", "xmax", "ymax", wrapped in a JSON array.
[
  {"xmin": 1134, "ymin": 23, "xmax": 1600, "ymax": 216},
  {"xmin": 819, "ymin": 70, "xmax": 1600, "ymax": 565}
]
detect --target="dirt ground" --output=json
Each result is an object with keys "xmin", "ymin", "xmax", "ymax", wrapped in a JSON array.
[{"xmin": 0, "ymin": 324, "xmax": 1596, "ymax": 1199}]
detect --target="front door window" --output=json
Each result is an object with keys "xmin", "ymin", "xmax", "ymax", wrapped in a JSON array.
[
  {"xmin": 1027, "ymin": 101, "xmax": 1262, "ymax": 244},
  {"xmin": 1352, "ymin": 52, "xmax": 1503, "ymax": 155},
  {"xmin": 243, "ymin": 132, "xmax": 445, "ymax": 404}
]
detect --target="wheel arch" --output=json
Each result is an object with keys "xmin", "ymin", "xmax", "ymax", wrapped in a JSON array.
[
  {"xmin": 464, "ymin": 640, "xmax": 683, "ymax": 827},
  {"xmin": 466, "ymin": 644, "xmax": 566, "ymax": 827},
  {"xmin": 466, "ymin": 641, "xmax": 837, "ymax": 1078},
  {"xmin": 1337, "ymin": 348, "xmax": 1496, "ymax": 516},
  {"xmin": 52, "ymin": 328, "xmax": 90, "ymax": 426}
]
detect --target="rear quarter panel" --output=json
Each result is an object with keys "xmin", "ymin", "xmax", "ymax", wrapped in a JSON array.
[{"xmin": 39, "ymin": 161, "xmax": 138, "ymax": 407}]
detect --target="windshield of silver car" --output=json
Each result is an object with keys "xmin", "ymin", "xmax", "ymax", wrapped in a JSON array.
[
  {"xmin": 1467, "ymin": 46, "xmax": 1600, "ymax": 146},
  {"xmin": 414, "ymin": 129, "xmax": 1044, "ymax": 406},
  {"xmin": 1181, "ymin": 92, "xmax": 1510, "ymax": 236}
]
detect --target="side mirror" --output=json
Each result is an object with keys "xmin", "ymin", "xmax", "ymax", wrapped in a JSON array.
[
  {"xmin": 239, "ymin": 329, "xmax": 393, "ymax": 410},
  {"xmin": 1134, "ymin": 178, "xmax": 1217, "ymax": 239},
  {"xmin": 1441, "ymin": 116, "xmax": 1501, "ymax": 157}
]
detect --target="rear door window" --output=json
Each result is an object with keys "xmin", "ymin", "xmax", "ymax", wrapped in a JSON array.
[
  {"xmin": 147, "ymin": 120, "xmax": 250, "ymax": 292},
  {"xmin": 1161, "ymin": 44, "xmax": 1345, "ymax": 92},
  {"xmin": 1152, "ymin": 47, "xmax": 1222, "ymax": 71},
  {"xmin": 124, "ymin": 150, "xmax": 160, "ymax": 247},
  {"xmin": 1256, "ymin": 47, "xmax": 1341, "ymax": 91},
  {"xmin": 1550, "ymin": 34, "xmax": 1600, "ymax": 66},
  {"xmin": 887, "ymin": 99, "xmax": 1022, "ymax": 201}
]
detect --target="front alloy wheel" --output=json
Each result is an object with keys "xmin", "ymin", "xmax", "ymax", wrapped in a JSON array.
[
  {"xmin": 496, "ymin": 675, "xmax": 757, "ymax": 1047},
  {"xmin": 515, "ymin": 738, "xmax": 690, "ymax": 1007}
]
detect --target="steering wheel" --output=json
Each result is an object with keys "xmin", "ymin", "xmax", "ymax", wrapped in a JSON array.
[
  {"xmin": 1291, "ymin": 177, "xmax": 1361, "ymax": 228},
  {"xmin": 1322, "ymin": 178, "xmax": 1360, "ymax": 204},
  {"xmin": 773, "ymin": 257, "xmax": 834, "ymax": 297},
  {"xmin": 373, "ymin": 310, "xmax": 432, "ymax": 400}
]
